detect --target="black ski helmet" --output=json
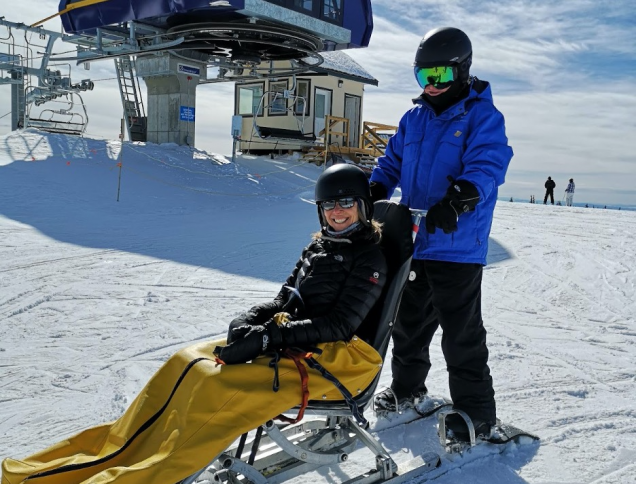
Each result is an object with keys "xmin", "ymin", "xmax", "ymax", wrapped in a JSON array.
[
  {"xmin": 414, "ymin": 27, "xmax": 472, "ymax": 83},
  {"xmin": 315, "ymin": 164, "xmax": 373, "ymax": 227}
]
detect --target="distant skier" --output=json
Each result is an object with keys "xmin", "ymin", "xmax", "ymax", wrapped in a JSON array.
[
  {"xmin": 543, "ymin": 176, "xmax": 556, "ymax": 204},
  {"xmin": 565, "ymin": 178, "xmax": 575, "ymax": 206}
]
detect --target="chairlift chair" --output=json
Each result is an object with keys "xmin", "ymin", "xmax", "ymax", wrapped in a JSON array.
[
  {"xmin": 252, "ymin": 84, "xmax": 317, "ymax": 146},
  {"xmin": 183, "ymin": 201, "xmax": 441, "ymax": 484},
  {"xmin": 25, "ymin": 92, "xmax": 89, "ymax": 136}
]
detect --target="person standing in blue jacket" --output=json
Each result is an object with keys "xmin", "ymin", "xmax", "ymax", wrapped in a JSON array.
[{"xmin": 369, "ymin": 27, "xmax": 513, "ymax": 441}]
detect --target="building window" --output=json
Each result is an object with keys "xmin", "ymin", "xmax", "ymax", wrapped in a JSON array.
[
  {"xmin": 264, "ymin": 1, "xmax": 342, "ymax": 23},
  {"xmin": 237, "ymin": 84, "xmax": 264, "ymax": 116},
  {"xmin": 322, "ymin": 0, "xmax": 343, "ymax": 23},
  {"xmin": 294, "ymin": 80, "xmax": 310, "ymax": 116},
  {"xmin": 268, "ymin": 80, "xmax": 288, "ymax": 116},
  {"xmin": 293, "ymin": 0, "xmax": 314, "ymax": 12}
]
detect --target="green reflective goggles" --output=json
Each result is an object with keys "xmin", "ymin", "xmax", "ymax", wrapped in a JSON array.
[{"xmin": 414, "ymin": 65, "xmax": 455, "ymax": 88}]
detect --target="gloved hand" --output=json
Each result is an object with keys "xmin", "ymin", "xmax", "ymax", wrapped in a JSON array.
[
  {"xmin": 226, "ymin": 324, "xmax": 252, "ymax": 344},
  {"xmin": 426, "ymin": 179, "xmax": 480, "ymax": 234},
  {"xmin": 369, "ymin": 181, "xmax": 388, "ymax": 203},
  {"xmin": 226, "ymin": 312, "xmax": 258, "ymax": 343},
  {"xmin": 214, "ymin": 320, "xmax": 283, "ymax": 364}
]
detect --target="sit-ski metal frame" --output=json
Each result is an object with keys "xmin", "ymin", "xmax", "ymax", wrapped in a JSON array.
[{"xmin": 182, "ymin": 412, "xmax": 440, "ymax": 484}]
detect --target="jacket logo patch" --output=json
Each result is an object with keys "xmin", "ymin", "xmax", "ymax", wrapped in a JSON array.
[
  {"xmin": 454, "ymin": 130, "xmax": 462, "ymax": 137},
  {"xmin": 369, "ymin": 272, "xmax": 380, "ymax": 284}
]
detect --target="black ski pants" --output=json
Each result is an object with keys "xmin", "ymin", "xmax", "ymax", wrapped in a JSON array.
[
  {"xmin": 390, "ymin": 259, "xmax": 496, "ymax": 424},
  {"xmin": 544, "ymin": 189, "xmax": 554, "ymax": 204}
]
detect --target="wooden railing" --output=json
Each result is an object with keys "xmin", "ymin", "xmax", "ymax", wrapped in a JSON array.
[
  {"xmin": 359, "ymin": 121, "xmax": 397, "ymax": 157},
  {"xmin": 303, "ymin": 118, "xmax": 397, "ymax": 165},
  {"xmin": 320, "ymin": 115, "xmax": 349, "ymax": 164}
]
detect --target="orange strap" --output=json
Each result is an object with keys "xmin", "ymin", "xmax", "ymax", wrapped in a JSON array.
[{"xmin": 275, "ymin": 349, "xmax": 312, "ymax": 424}]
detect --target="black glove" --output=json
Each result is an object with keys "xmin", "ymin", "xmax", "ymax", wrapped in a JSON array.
[
  {"xmin": 426, "ymin": 179, "xmax": 480, "ymax": 234},
  {"xmin": 369, "ymin": 181, "xmax": 388, "ymax": 203},
  {"xmin": 214, "ymin": 320, "xmax": 283, "ymax": 364},
  {"xmin": 226, "ymin": 324, "xmax": 252, "ymax": 344}
]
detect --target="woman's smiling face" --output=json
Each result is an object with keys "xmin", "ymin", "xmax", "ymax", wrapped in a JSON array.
[{"xmin": 322, "ymin": 199, "xmax": 359, "ymax": 231}]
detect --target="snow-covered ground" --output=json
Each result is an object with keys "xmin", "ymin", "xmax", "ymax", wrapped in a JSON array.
[{"xmin": 1, "ymin": 130, "xmax": 635, "ymax": 483}]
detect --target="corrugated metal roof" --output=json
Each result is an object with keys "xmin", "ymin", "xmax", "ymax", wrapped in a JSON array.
[{"xmin": 303, "ymin": 51, "xmax": 378, "ymax": 86}]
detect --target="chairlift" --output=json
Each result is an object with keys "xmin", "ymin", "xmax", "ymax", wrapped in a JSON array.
[
  {"xmin": 25, "ymin": 92, "xmax": 89, "ymax": 136},
  {"xmin": 252, "ymin": 76, "xmax": 317, "ymax": 145},
  {"xmin": 52, "ymin": 0, "xmax": 373, "ymax": 74}
]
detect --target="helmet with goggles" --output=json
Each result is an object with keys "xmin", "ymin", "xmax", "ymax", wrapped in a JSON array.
[
  {"xmin": 315, "ymin": 164, "xmax": 373, "ymax": 227},
  {"xmin": 413, "ymin": 27, "xmax": 472, "ymax": 89}
]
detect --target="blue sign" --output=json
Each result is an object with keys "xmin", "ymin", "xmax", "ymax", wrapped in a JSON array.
[
  {"xmin": 180, "ymin": 106, "xmax": 195, "ymax": 122},
  {"xmin": 178, "ymin": 64, "xmax": 201, "ymax": 77}
]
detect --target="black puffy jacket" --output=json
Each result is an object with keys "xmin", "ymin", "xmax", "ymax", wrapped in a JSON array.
[{"xmin": 229, "ymin": 225, "xmax": 387, "ymax": 347}]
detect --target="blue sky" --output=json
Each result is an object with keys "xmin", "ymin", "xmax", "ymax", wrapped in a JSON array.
[{"xmin": 1, "ymin": 0, "xmax": 635, "ymax": 206}]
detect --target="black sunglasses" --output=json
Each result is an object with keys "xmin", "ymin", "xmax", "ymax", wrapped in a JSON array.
[{"xmin": 320, "ymin": 197, "xmax": 356, "ymax": 211}]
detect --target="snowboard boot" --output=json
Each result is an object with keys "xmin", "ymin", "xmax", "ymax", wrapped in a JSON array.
[
  {"xmin": 445, "ymin": 412, "xmax": 494, "ymax": 442},
  {"xmin": 373, "ymin": 387, "xmax": 429, "ymax": 414}
]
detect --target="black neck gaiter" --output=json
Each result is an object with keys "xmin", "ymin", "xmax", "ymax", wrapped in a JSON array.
[{"xmin": 423, "ymin": 81, "xmax": 470, "ymax": 115}]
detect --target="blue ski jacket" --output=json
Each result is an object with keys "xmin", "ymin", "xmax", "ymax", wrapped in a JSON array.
[{"xmin": 370, "ymin": 79, "xmax": 513, "ymax": 265}]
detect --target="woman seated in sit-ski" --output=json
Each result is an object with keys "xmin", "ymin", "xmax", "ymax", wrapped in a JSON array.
[{"xmin": 2, "ymin": 164, "xmax": 387, "ymax": 484}]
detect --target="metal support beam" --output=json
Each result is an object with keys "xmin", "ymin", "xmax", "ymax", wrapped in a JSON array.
[{"xmin": 11, "ymin": 70, "xmax": 25, "ymax": 130}]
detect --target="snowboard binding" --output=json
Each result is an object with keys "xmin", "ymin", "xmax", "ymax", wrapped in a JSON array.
[{"xmin": 438, "ymin": 408, "xmax": 539, "ymax": 454}]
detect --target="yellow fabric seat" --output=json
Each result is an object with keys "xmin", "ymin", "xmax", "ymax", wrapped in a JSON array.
[{"xmin": 2, "ymin": 338, "xmax": 381, "ymax": 484}]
